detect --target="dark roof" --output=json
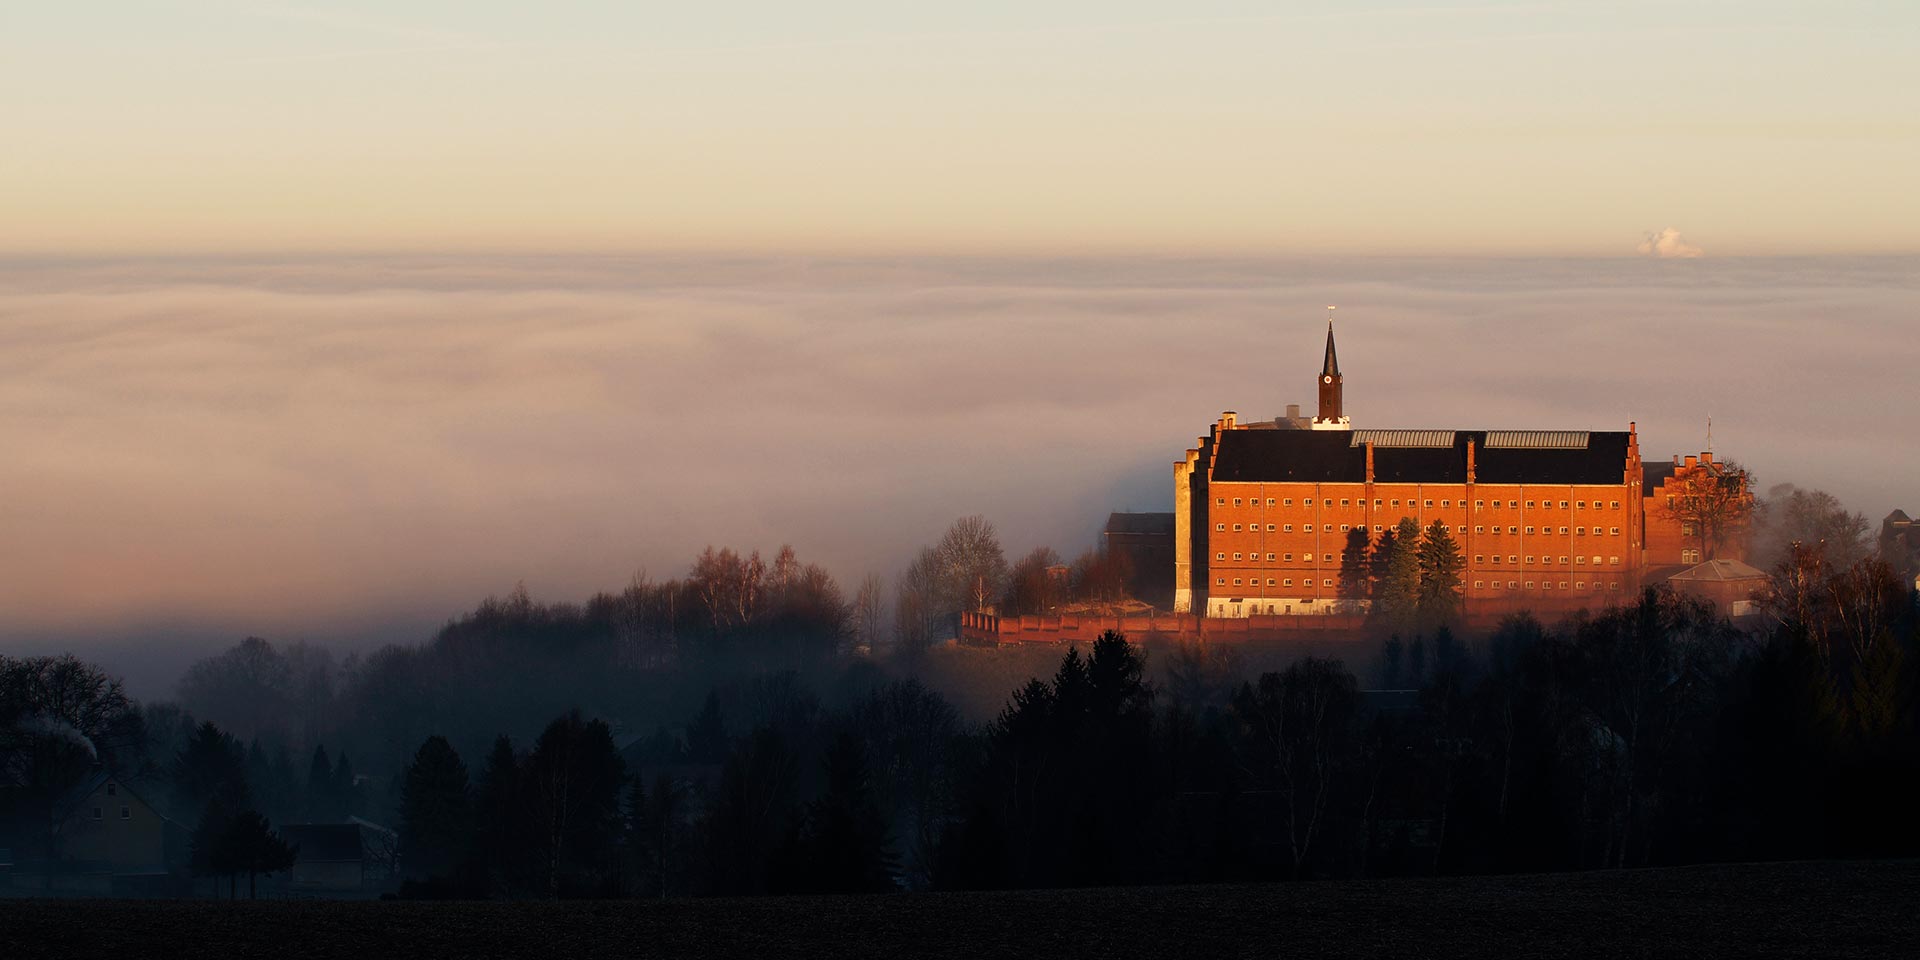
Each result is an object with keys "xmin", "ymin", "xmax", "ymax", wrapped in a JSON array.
[
  {"xmin": 1643, "ymin": 462, "xmax": 1678, "ymax": 488},
  {"xmin": 282, "ymin": 824, "xmax": 364, "ymax": 863},
  {"xmin": 1105, "ymin": 512, "xmax": 1175, "ymax": 536},
  {"xmin": 1211, "ymin": 429, "xmax": 1633, "ymax": 485}
]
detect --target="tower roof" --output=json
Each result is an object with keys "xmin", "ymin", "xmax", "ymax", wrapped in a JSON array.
[{"xmin": 1321, "ymin": 321, "xmax": 1340, "ymax": 377}]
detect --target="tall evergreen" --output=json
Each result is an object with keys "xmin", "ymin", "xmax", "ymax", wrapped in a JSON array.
[
  {"xmin": 400, "ymin": 735, "xmax": 472, "ymax": 881},
  {"xmin": 1373, "ymin": 517, "xmax": 1424, "ymax": 636},
  {"xmin": 1416, "ymin": 520, "xmax": 1466, "ymax": 630}
]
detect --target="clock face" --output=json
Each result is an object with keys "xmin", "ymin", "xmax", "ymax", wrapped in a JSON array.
[{"xmin": 1323, "ymin": 375, "xmax": 1333, "ymax": 384}]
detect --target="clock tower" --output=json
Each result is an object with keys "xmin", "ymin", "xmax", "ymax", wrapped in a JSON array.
[{"xmin": 1311, "ymin": 319, "xmax": 1350, "ymax": 430}]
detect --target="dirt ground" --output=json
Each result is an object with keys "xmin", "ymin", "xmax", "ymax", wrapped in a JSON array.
[{"xmin": 5, "ymin": 860, "xmax": 1914, "ymax": 959}]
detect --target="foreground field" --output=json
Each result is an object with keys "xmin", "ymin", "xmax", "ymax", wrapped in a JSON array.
[{"xmin": 4, "ymin": 860, "xmax": 1915, "ymax": 959}]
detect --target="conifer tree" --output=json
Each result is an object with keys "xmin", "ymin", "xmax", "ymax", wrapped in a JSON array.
[
  {"xmin": 400, "ymin": 735, "xmax": 472, "ymax": 881},
  {"xmin": 1373, "ymin": 518, "xmax": 1424, "ymax": 636},
  {"xmin": 1417, "ymin": 520, "xmax": 1466, "ymax": 630}
]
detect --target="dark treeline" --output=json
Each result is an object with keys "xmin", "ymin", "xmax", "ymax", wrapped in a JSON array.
[{"xmin": 4, "ymin": 503, "xmax": 1918, "ymax": 897}]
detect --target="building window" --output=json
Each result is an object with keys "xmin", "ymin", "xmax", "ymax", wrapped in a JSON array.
[
  {"xmin": 1373, "ymin": 524, "xmax": 1384, "ymax": 532},
  {"xmin": 1576, "ymin": 501, "xmax": 1585, "ymax": 510},
  {"xmin": 1304, "ymin": 498, "xmax": 1315, "ymax": 506},
  {"xmin": 1216, "ymin": 552, "xmax": 1226, "ymax": 560},
  {"xmin": 1216, "ymin": 523, "xmax": 1225, "ymax": 531},
  {"xmin": 1509, "ymin": 555, "xmax": 1518, "ymax": 564},
  {"xmin": 1323, "ymin": 579, "xmax": 1333, "ymax": 587},
  {"xmin": 1576, "ymin": 556, "xmax": 1587, "ymax": 565},
  {"xmin": 1373, "ymin": 499, "xmax": 1382, "ymax": 507},
  {"xmin": 1491, "ymin": 555, "xmax": 1501, "ymax": 564},
  {"xmin": 92, "ymin": 806, "xmax": 102, "ymax": 821},
  {"xmin": 1233, "ymin": 553, "xmax": 1242, "ymax": 561},
  {"xmin": 1425, "ymin": 499, "xmax": 1435, "ymax": 508},
  {"xmin": 1526, "ymin": 581, "xmax": 1536, "ymax": 589},
  {"xmin": 1577, "ymin": 582, "xmax": 1586, "ymax": 590},
  {"xmin": 1216, "ymin": 498, "xmax": 1225, "ymax": 506},
  {"xmin": 1340, "ymin": 523, "xmax": 1351, "ymax": 532},
  {"xmin": 1559, "ymin": 526, "xmax": 1569, "ymax": 535},
  {"xmin": 1526, "ymin": 500, "xmax": 1536, "ymax": 509},
  {"xmin": 1474, "ymin": 525, "xmax": 1484, "ymax": 534},
  {"xmin": 1217, "ymin": 577, "xmax": 1226, "ymax": 585},
  {"xmin": 1609, "ymin": 556, "xmax": 1620, "ymax": 565},
  {"xmin": 1610, "ymin": 526, "xmax": 1620, "ymax": 536},
  {"xmin": 1476, "ymin": 500, "xmax": 1485, "ymax": 509},
  {"xmin": 1266, "ymin": 578, "xmax": 1277, "ymax": 586},
  {"xmin": 1233, "ymin": 524, "xmax": 1242, "ymax": 532},
  {"xmin": 1526, "ymin": 526, "xmax": 1535, "ymax": 535},
  {"xmin": 1303, "ymin": 524, "xmax": 1314, "ymax": 532},
  {"xmin": 120, "ymin": 806, "xmax": 131, "ymax": 820},
  {"xmin": 1576, "ymin": 526, "xmax": 1586, "ymax": 536},
  {"xmin": 1285, "ymin": 553, "xmax": 1294, "ymax": 561},
  {"xmin": 1341, "ymin": 498, "xmax": 1351, "ymax": 506},
  {"xmin": 1508, "ymin": 581, "xmax": 1518, "ymax": 589},
  {"xmin": 1526, "ymin": 555, "xmax": 1535, "ymax": 564},
  {"xmin": 106, "ymin": 784, "xmax": 118, "ymax": 797},
  {"xmin": 1442, "ymin": 500, "xmax": 1451, "ymax": 508},
  {"xmin": 1233, "ymin": 498, "xmax": 1242, "ymax": 506},
  {"xmin": 1284, "ymin": 578, "xmax": 1294, "ymax": 586},
  {"xmin": 1266, "ymin": 498, "xmax": 1276, "ymax": 506},
  {"xmin": 1266, "ymin": 553, "xmax": 1276, "ymax": 561},
  {"xmin": 1474, "ymin": 581, "xmax": 1484, "ymax": 589},
  {"xmin": 1284, "ymin": 524, "xmax": 1294, "ymax": 532},
  {"xmin": 1391, "ymin": 499, "xmax": 1401, "ymax": 507},
  {"xmin": 1233, "ymin": 578, "xmax": 1242, "ymax": 586},
  {"xmin": 1507, "ymin": 526, "xmax": 1517, "ymax": 534},
  {"xmin": 1559, "ymin": 556, "xmax": 1570, "ymax": 564},
  {"xmin": 1610, "ymin": 501, "xmax": 1620, "ymax": 510},
  {"xmin": 1263, "ymin": 523, "xmax": 1273, "ymax": 531},
  {"xmin": 1285, "ymin": 498, "xmax": 1294, "ymax": 505}
]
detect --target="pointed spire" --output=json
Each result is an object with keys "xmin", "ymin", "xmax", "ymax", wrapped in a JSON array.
[{"xmin": 1322, "ymin": 319, "xmax": 1339, "ymax": 377}]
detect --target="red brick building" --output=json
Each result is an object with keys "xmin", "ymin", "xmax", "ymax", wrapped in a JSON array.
[{"xmin": 1173, "ymin": 322, "xmax": 1739, "ymax": 619}]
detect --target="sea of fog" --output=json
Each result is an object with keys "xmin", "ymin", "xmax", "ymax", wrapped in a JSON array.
[{"xmin": 2, "ymin": 253, "xmax": 1914, "ymax": 695}]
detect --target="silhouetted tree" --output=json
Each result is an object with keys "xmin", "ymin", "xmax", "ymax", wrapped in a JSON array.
[
  {"xmin": 399, "ymin": 735, "xmax": 471, "ymax": 882},
  {"xmin": 799, "ymin": 732, "xmax": 897, "ymax": 892},
  {"xmin": 1416, "ymin": 521, "xmax": 1465, "ymax": 631},
  {"xmin": 524, "ymin": 710, "xmax": 627, "ymax": 897}
]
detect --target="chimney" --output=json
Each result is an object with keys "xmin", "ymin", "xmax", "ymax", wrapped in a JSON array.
[
  {"xmin": 1364, "ymin": 441, "xmax": 1375, "ymax": 484},
  {"xmin": 1286, "ymin": 403, "xmax": 1301, "ymax": 420},
  {"xmin": 1221, "ymin": 410, "xmax": 1237, "ymax": 429},
  {"xmin": 1466, "ymin": 439, "xmax": 1476, "ymax": 484}
]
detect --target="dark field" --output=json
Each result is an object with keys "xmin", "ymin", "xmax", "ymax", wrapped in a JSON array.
[{"xmin": 5, "ymin": 861, "xmax": 1915, "ymax": 959}]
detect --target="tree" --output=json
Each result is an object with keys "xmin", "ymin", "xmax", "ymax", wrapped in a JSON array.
[
  {"xmin": 799, "ymin": 732, "xmax": 898, "ymax": 893},
  {"xmin": 524, "ymin": 710, "xmax": 627, "ymax": 897},
  {"xmin": 223, "ymin": 809, "xmax": 298, "ymax": 899},
  {"xmin": 935, "ymin": 515, "xmax": 1009, "ymax": 614},
  {"xmin": 852, "ymin": 574, "xmax": 886, "ymax": 656},
  {"xmin": 306, "ymin": 744, "xmax": 336, "ymax": 820},
  {"xmin": 1416, "ymin": 521, "xmax": 1466, "ymax": 631},
  {"xmin": 173, "ymin": 721, "xmax": 250, "ymax": 820},
  {"xmin": 1754, "ymin": 484, "xmax": 1872, "ymax": 569},
  {"xmin": 474, "ymin": 735, "xmax": 526, "ymax": 896},
  {"xmin": 400, "ymin": 736, "xmax": 472, "ymax": 881},
  {"xmin": 894, "ymin": 546, "xmax": 944, "ymax": 653},
  {"xmin": 1372, "ymin": 518, "xmax": 1423, "ymax": 635},
  {"xmin": 1658, "ymin": 458, "xmax": 1755, "ymax": 561},
  {"xmin": 629, "ymin": 773, "xmax": 688, "ymax": 899},
  {"xmin": 1232, "ymin": 658, "xmax": 1358, "ymax": 878},
  {"xmin": 1002, "ymin": 547, "xmax": 1066, "ymax": 616},
  {"xmin": 0, "ymin": 655, "xmax": 145, "ymax": 878}
]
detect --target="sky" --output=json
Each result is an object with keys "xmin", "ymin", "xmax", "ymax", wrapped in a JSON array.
[
  {"xmin": 3, "ymin": 1, "xmax": 1918, "ymax": 255},
  {"xmin": 4, "ymin": 253, "xmax": 1917, "ymax": 696},
  {"xmin": 2, "ymin": 3, "xmax": 1917, "ymax": 694}
]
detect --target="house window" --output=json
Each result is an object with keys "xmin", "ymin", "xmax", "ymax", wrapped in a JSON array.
[
  {"xmin": 1216, "ymin": 552, "xmax": 1226, "ymax": 561},
  {"xmin": 92, "ymin": 806, "xmax": 102, "ymax": 821},
  {"xmin": 1526, "ymin": 581, "xmax": 1536, "ymax": 589},
  {"xmin": 1576, "ymin": 501, "xmax": 1585, "ymax": 510},
  {"xmin": 1340, "ymin": 523, "xmax": 1351, "ymax": 531},
  {"xmin": 1559, "ymin": 526, "xmax": 1569, "ymax": 535},
  {"xmin": 1373, "ymin": 524, "xmax": 1383, "ymax": 532},
  {"xmin": 120, "ymin": 806, "xmax": 131, "ymax": 820},
  {"xmin": 1610, "ymin": 526, "xmax": 1620, "ymax": 536},
  {"xmin": 1391, "ymin": 499, "xmax": 1401, "ymax": 507},
  {"xmin": 1373, "ymin": 499, "xmax": 1382, "ymax": 507},
  {"xmin": 1508, "ymin": 581, "xmax": 1518, "ymax": 589},
  {"xmin": 1576, "ymin": 556, "xmax": 1587, "ymax": 565},
  {"xmin": 1233, "ymin": 498, "xmax": 1242, "ymax": 506},
  {"xmin": 1610, "ymin": 501, "xmax": 1620, "ymax": 510},
  {"xmin": 1576, "ymin": 527, "xmax": 1585, "ymax": 536},
  {"xmin": 1559, "ymin": 556, "xmax": 1570, "ymax": 564},
  {"xmin": 1266, "ymin": 553, "xmax": 1276, "ymax": 561},
  {"xmin": 1492, "ymin": 555, "xmax": 1501, "ymax": 564},
  {"xmin": 1323, "ymin": 579, "xmax": 1333, "ymax": 587},
  {"xmin": 1560, "ymin": 501, "xmax": 1569, "ymax": 509},
  {"xmin": 1526, "ymin": 555, "xmax": 1535, "ymax": 564},
  {"xmin": 1216, "ymin": 523, "xmax": 1225, "ymax": 531},
  {"xmin": 1216, "ymin": 498, "xmax": 1225, "ymax": 506},
  {"xmin": 1233, "ymin": 524, "xmax": 1242, "ymax": 532},
  {"xmin": 1284, "ymin": 578, "xmax": 1294, "ymax": 587},
  {"xmin": 1233, "ymin": 553, "xmax": 1243, "ymax": 561},
  {"xmin": 106, "ymin": 784, "xmax": 118, "ymax": 797},
  {"xmin": 1475, "ymin": 500, "xmax": 1485, "ymax": 509},
  {"xmin": 1442, "ymin": 500, "xmax": 1451, "ymax": 508},
  {"xmin": 1303, "ymin": 524, "xmax": 1314, "ymax": 532}
]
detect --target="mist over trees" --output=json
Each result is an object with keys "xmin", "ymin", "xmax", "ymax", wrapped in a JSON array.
[{"xmin": 3, "ymin": 492, "xmax": 1917, "ymax": 899}]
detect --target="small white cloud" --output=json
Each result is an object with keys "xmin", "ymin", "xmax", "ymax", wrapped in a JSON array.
[{"xmin": 1637, "ymin": 227, "xmax": 1703, "ymax": 258}]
